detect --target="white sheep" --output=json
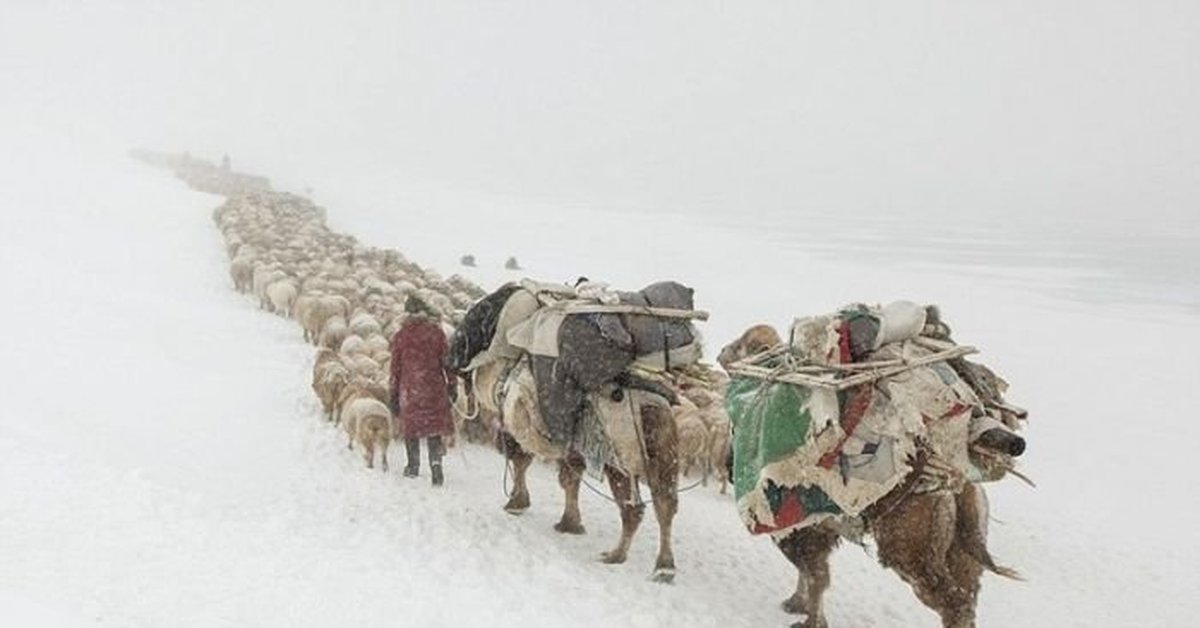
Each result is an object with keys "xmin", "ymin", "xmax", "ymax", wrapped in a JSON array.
[
  {"xmin": 341, "ymin": 396, "xmax": 393, "ymax": 471},
  {"xmin": 266, "ymin": 279, "xmax": 299, "ymax": 317}
]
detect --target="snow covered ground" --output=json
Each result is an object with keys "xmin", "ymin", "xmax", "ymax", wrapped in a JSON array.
[{"xmin": 2, "ymin": 141, "xmax": 1198, "ymax": 628}]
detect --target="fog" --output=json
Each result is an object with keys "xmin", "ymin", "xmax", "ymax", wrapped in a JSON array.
[
  {"xmin": 4, "ymin": 5, "xmax": 1200, "ymax": 626},
  {"xmin": 3, "ymin": 1, "xmax": 1198, "ymax": 303}
]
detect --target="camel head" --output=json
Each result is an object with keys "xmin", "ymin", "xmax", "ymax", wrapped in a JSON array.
[{"xmin": 717, "ymin": 324, "xmax": 783, "ymax": 370}]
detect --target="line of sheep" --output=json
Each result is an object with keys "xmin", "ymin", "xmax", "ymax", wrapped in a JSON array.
[
  {"xmin": 186, "ymin": 162, "xmax": 734, "ymax": 492},
  {"xmin": 214, "ymin": 190, "xmax": 482, "ymax": 471}
]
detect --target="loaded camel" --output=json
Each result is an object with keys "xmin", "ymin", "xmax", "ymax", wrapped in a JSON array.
[
  {"xmin": 458, "ymin": 354, "xmax": 680, "ymax": 583},
  {"xmin": 718, "ymin": 325, "xmax": 1019, "ymax": 628}
]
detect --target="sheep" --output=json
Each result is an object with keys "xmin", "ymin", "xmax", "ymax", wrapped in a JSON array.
[
  {"xmin": 348, "ymin": 312, "xmax": 382, "ymax": 338},
  {"xmin": 266, "ymin": 279, "xmax": 299, "ymax": 317},
  {"xmin": 317, "ymin": 316, "xmax": 349, "ymax": 351},
  {"xmin": 363, "ymin": 334, "xmax": 390, "ymax": 356},
  {"xmin": 673, "ymin": 397, "xmax": 710, "ymax": 479},
  {"xmin": 230, "ymin": 256, "xmax": 254, "ymax": 292},
  {"xmin": 708, "ymin": 421, "xmax": 732, "ymax": 494},
  {"xmin": 338, "ymin": 334, "xmax": 368, "ymax": 357},
  {"xmin": 341, "ymin": 396, "xmax": 393, "ymax": 471},
  {"xmin": 301, "ymin": 295, "xmax": 350, "ymax": 345},
  {"xmin": 294, "ymin": 293, "xmax": 322, "ymax": 341},
  {"xmin": 345, "ymin": 353, "xmax": 382, "ymax": 379},
  {"xmin": 312, "ymin": 359, "xmax": 351, "ymax": 423},
  {"xmin": 251, "ymin": 265, "xmax": 286, "ymax": 309}
]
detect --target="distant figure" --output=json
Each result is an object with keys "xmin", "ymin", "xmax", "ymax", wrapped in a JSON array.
[
  {"xmin": 504, "ymin": 256, "xmax": 522, "ymax": 271},
  {"xmin": 460, "ymin": 254, "xmax": 477, "ymax": 267},
  {"xmin": 303, "ymin": 186, "xmax": 314, "ymax": 197},
  {"xmin": 220, "ymin": 154, "xmax": 231, "ymax": 171},
  {"xmin": 389, "ymin": 295, "xmax": 456, "ymax": 486}
]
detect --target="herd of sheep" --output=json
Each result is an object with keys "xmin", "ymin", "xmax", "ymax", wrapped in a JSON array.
[
  {"xmin": 157, "ymin": 152, "xmax": 734, "ymax": 493},
  {"xmin": 213, "ymin": 189, "xmax": 482, "ymax": 469}
]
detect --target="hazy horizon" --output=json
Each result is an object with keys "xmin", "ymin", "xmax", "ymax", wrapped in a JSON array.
[{"xmin": 4, "ymin": 2, "xmax": 1197, "ymax": 224}]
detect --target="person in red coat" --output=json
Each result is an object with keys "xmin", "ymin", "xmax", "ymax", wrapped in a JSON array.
[{"xmin": 389, "ymin": 295, "xmax": 457, "ymax": 485}]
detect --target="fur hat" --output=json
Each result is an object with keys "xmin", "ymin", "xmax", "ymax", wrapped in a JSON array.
[{"xmin": 404, "ymin": 294, "xmax": 433, "ymax": 316}]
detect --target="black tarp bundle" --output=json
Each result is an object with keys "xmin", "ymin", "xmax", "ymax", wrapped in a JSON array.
[
  {"xmin": 448, "ymin": 280, "xmax": 698, "ymax": 446},
  {"xmin": 446, "ymin": 283, "xmax": 522, "ymax": 373},
  {"xmin": 537, "ymin": 281, "xmax": 695, "ymax": 444}
]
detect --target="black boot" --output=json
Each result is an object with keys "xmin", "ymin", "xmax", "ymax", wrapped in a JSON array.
[
  {"xmin": 429, "ymin": 436, "xmax": 445, "ymax": 486},
  {"xmin": 403, "ymin": 438, "xmax": 420, "ymax": 477},
  {"xmin": 430, "ymin": 461, "xmax": 444, "ymax": 487}
]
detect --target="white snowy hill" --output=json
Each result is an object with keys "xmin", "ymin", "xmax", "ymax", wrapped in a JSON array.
[
  {"xmin": 1, "ymin": 140, "xmax": 1198, "ymax": 627},
  {"xmin": 3, "ymin": 1, "xmax": 1200, "ymax": 625}
]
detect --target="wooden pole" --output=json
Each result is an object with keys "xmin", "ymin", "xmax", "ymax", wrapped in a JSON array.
[{"xmin": 556, "ymin": 304, "xmax": 710, "ymax": 321}]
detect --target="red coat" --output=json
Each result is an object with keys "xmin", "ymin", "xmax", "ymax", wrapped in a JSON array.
[{"xmin": 389, "ymin": 319, "xmax": 455, "ymax": 440}]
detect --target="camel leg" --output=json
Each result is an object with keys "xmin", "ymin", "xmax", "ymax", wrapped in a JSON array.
[
  {"xmin": 600, "ymin": 465, "xmax": 643, "ymax": 565},
  {"xmin": 642, "ymin": 404, "xmax": 678, "ymax": 582},
  {"xmin": 775, "ymin": 524, "xmax": 839, "ymax": 627},
  {"xmin": 501, "ymin": 433, "xmax": 533, "ymax": 513},
  {"xmin": 553, "ymin": 453, "xmax": 587, "ymax": 534},
  {"xmin": 874, "ymin": 490, "xmax": 980, "ymax": 628}
]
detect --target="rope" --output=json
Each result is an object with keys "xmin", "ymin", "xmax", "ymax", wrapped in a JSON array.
[
  {"xmin": 580, "ymin": 470, "xmax": 707, "ymax": 505},
  {"xmin": 499, "ymin": 437, "xmax": 515, "ymax": 498},
  {"xmin": 627, "ymin": 389, "xmax": 650, "ymax": 498},
  {"xmin": 450, "ymin": 376, "xmax": 480, "ymax": 420},
  {"xmin": 580, "ymin": 474, "xmax": 619, "ymax": 504}
]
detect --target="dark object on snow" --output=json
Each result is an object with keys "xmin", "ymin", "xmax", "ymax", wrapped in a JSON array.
[
  {"xmin": 534, "ymin": 280, "xmax": 697, "ymax": 445},
  {"xmin": 404, "ymin": 294, "xmax": 435, "ymax": 316},
  {"xmin": 460, "ymin": 254, "xmax": 477, "ymax": 267},
  {"xmin": 613, "ymin": 281, "xmax": 697, "ymax": 356},
  {"xmin": 404, "ymin": 436, "xmax": 445, "ymax": 485},
  {"xmin": 390, "ymin": 319, "xmax": 455, "ymax": 441},
  {"xmin": 220, "ymin": 154, "xmax": 231, "ymax": 171},
  {"xmin": 505, "ymin": 256, "xmax": 522, "ymax": 270},
  {"xmin": 532, "ymin": 311, "xmax": 638, "ymax": 444},
  {"xmin": 836, "ymin": 304, "xmax": 881, "ymax": 362},
  {"xmin": 446, "ymin": 283, "xmax": 523, "ymax": 373},
  {"xmin": 974, "ymin": 427, "xmax": 1026, "ymax": 457}
]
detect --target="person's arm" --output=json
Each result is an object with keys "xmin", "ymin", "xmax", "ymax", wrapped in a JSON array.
[
  {"xmin": 439, "ymin": 327, "xmax": 458, "ymax": 402},
  {"xmin": 388, "ymin": 331, "xmax": 403, "ymax": 415}
]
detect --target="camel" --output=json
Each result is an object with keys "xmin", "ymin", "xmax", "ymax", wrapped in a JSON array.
[
  {"xmin": 719, "ymin": 327, "xmax": 1019, "ymax": 628},
  {"xmin": 461, "ymin": 357, "xmax": 681, "ymax": 582}
]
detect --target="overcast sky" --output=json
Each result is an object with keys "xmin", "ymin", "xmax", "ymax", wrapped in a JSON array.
[{"xmin": 2, "ymin": 1, "xmax": 1196, "ymax": 229}]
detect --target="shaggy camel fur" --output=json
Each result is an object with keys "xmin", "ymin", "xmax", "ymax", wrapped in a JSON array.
[
  {"xmin": 716, "ymin": 323, "xmax": 783, "ymax": 369},
  {"xmin": 718, "ymin": 327, "xmax": 1018, "ymax": 628},
  {"xmin": 464, "ymin": 358, "xmax": 680, "ymax": 582}
]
